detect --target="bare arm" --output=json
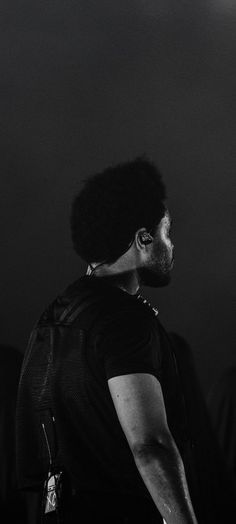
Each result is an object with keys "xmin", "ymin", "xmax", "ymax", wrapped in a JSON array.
[{"xmin": 108, "ymin": 373, "xmax": 198, "ymax": 524}]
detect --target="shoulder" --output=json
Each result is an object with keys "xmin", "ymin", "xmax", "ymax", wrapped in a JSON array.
[{"xmin": 97, "ymin": 297, "xmax": 159, "ymax": 340}]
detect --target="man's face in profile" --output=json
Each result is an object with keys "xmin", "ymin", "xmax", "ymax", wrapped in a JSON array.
[{"xmin": 138, "ymin": 210, "xmax": 174, "ymax": 288}]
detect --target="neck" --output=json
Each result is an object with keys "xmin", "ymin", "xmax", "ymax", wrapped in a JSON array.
[{"xmin": 87, "ymin": 264, "xmax": 140, "ymax": 295}]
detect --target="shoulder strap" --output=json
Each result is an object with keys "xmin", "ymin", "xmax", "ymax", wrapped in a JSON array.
[{"xmin": 58, "ymin": 293, "xmax": 102, "ymax": 325}]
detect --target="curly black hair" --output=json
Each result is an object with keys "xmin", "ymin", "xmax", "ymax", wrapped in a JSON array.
[{"xmin": 70, "ymin": 156, "xmax": 167, "ymax": 264}]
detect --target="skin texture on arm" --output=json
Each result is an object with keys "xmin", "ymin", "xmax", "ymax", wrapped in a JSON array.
[{"xmin": 108, "ymin": 373, "xmax": 198, "ymax": 524}]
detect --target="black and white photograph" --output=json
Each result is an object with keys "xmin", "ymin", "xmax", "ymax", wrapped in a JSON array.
[{"xmin": 1, "ymin": 2, "xmax": 236, "ymax": 523}]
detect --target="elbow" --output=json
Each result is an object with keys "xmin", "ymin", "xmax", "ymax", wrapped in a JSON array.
[{"xmin": 131, "ymin": 432, "xmax": 174, "ymax": 462}]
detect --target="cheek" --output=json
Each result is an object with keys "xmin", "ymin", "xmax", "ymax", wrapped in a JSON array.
[
  {"xmin": 153, "ymin": 240, "xmax": 169, "ymax": 263},
  {"xmin": 160, "ymin": 240, "xmax": 173, "ymax": 266}
]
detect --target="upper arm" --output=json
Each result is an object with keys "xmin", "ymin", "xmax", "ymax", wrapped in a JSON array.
[{"xmin": 108, "ymin": 372, "xmax": 171, "ymax": 453}]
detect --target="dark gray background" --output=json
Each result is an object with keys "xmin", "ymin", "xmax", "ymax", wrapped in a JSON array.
[{"xmin": 1, "ymin": 1, "xmax": 235, "ymax": 395}]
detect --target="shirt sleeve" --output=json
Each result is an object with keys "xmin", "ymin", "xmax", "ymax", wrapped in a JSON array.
[{"xmin": 98, "ymin": 309, "xmax": 162, "ymax": 381}]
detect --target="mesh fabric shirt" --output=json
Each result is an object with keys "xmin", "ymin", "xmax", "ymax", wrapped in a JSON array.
[{"xmin": 16, "ymin": 276, "xmax": 192, "ymax": 522}]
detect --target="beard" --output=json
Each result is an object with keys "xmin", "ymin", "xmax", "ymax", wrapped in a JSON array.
[
  {"xmin": 137, "ymin": 265, "xmax": 171, "ymax": 287},
  {"xmin": 137, "ymin": 242, "xmax": 174, "ymax": 288}
]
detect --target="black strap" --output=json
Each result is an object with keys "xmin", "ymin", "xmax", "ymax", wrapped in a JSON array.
[{"xmin": 58, "ymin": 293, "xmax": 102, "ymax": 324}]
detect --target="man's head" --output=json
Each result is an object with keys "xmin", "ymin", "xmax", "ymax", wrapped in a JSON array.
[{"xmin": 71, "ymin": 156, "xmax": 174, "ymax": 287}]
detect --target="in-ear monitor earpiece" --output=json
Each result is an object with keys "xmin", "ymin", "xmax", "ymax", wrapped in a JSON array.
[{"xmin": 141, "ymin": 233, "xmax": 153, "ymax": 245}]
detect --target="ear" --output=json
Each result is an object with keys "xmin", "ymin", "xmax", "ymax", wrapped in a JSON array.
[{"xmin": 135, "ymin": 228, "xmax": 153, "ymax": 251}]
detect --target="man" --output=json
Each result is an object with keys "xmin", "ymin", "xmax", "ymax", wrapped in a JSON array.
[{"xmin": 16, "ymin": 157, "xmax": 199, "ymax": 523}]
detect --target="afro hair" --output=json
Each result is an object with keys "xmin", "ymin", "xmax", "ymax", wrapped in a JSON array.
[{"xmin": 70, "ymin": 156, "xmax": 167, "ymax": 264}]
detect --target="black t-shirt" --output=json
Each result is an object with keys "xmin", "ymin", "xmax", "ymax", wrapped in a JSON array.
[
  {"xmin": 17, "ymin": 276, "xmax": 236, "ymax": 523},
  {"xmin": 52, "ymin": 277, "xmax": 164, "ymax": 499},
  {"xmin": 16, "ymin": 276, "xmax": 189, "ymax": 521}
]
